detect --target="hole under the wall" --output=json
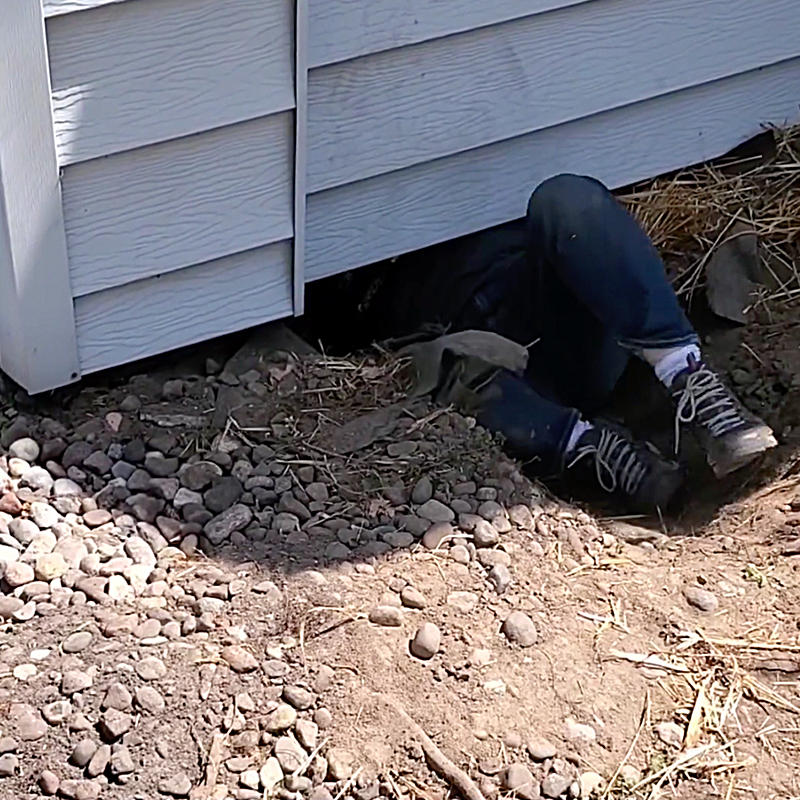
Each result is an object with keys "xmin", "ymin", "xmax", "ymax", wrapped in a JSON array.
[{"xmin": 295, "ymin": 128, "xmax": 779, "ymax": 356}]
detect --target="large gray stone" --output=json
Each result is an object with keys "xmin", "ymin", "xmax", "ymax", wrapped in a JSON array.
[{"xmin": 204, "ymin": 504, "xmax": 253, "ymax": 545}]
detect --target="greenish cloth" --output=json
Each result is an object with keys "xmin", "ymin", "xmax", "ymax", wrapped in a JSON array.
[{"xmin": 400, "ymin": 330, "xmax": 528, "ymax": 413}]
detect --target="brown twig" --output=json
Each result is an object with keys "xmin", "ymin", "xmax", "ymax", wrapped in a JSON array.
[{"xmin": 379, "ymin": 695, "xmax": 487, "ymax": 800}]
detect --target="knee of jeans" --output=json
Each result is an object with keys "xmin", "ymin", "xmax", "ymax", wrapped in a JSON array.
[{"xmin": 527, "ymin": 174, "xmax": 611, "ymax": 223}]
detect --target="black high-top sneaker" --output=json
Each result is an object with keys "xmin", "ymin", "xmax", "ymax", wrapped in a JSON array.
[
  {"xmin": 565, "ymin": 421, "xmax": 684, "ymax": 511},
  {"xmin": 670, "ymin": 356, "xmax": 777, "ymax": 477}
]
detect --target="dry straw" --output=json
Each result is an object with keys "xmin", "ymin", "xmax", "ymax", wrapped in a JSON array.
[
  {"xmin": 619, "ymin": 124, "xmax": 800, "ymax": 306},
  {"xmin": 607, "ymin": 626, "xmax": 800, "ymax": 798}
]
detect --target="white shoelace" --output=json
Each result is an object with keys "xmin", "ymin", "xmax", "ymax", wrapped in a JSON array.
[
  {"xmin": 567, "ymin": 427, "xmax": 647, "ymax": 495},
  {"xmin": 673, "ymin": 366, "xmax": 744, "ymax": 453}
]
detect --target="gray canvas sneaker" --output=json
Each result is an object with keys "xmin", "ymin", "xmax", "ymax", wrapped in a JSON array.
[
  {"xmin": 671, "ymin": 355, "xmax": 777, "ymax": 477},
  {"xmin": 565, "ymin": 420, "xmax": 684, "ymax": 511}
]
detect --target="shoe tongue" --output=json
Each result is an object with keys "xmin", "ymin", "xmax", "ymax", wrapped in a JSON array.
[
  {"xmin": 672, "ymin": 356, "xmax": 704, "ymax": 389},
  {"xmin": 686, "ymin": 353, "xmax": 704, "ymax": 372}
]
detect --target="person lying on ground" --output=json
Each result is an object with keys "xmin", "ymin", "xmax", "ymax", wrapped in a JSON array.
[{"xmin": 363, "ymin": 174, "xmax": 777, "ymax": 511}]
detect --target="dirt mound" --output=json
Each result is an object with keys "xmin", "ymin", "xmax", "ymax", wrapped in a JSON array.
[{"xmin": 0, "ymin": 327, "xmax": 798, "ymax": 800}]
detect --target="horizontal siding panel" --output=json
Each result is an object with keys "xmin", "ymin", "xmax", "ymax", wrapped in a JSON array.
[
  {"xmin": 307, "ymin": 0, "xmax": 800, "ymax": 193},
  {"xmin": 44, "ymin": 0, "xmax": 129, "ymax": 17},
  {"xmin": 64, "ymin": 114, "xmax": 294, "ymax": 298},
  {"xmin": 309, "ymin": 0, "xmax": 590, "ymax": 68},
  {"xmin": 305, "ymin": 58, "xmax": 800, "ymax": 282},
  {"xmin": 75, "ymin": 241, "xmax": 293, "ymax": 374},
  {"xmin": 47, "ymin": 0, "xmax": 295, "ymax": 166}
]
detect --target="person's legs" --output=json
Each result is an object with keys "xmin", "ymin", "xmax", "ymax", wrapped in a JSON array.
[
  {"xmin": 525, "ymin": 174, "xmax": 698, "ymax": 405},
  {"xmin": 525, "ymin": 174, "xmax": 775, "ymax": 476},
  {"xmin": 527, "ymin": 174, "xmax": 698, "ymax": 346},
  {"xmin": 473, "ymin": 369, "xmax": 683, "ymax": 510},
  {"xmin": 473, "ymin": 370, "xmax": 577, "ymax": 468}
]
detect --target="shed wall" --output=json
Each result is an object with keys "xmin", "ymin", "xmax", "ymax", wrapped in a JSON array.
[
  {"xmin": 42, "ymin": 0, "xmax": 297, "ymax": 375},
  {"xmin": 303, "ymin": 0, "xmax": 800, "ymax": 280},
  {"xmin": 2, "ymin": 0, "xmax": 796, "ymax": 389}
]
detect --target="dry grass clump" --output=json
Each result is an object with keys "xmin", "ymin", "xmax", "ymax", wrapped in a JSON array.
[
  {"xmin": 619, "ymin": 125, "xmax": 800, "ymax": 305},
  {"xmin": 606, "ymin": 627, "xmax": 800, "ymax": 799}
]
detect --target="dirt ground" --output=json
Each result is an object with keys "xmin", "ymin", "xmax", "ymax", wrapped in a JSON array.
[
  {"xmin": 0, "ymin": 295, "xmax": 799, "ymax": 800},
  {"xmin": 1, "ymin": 127, "xmax": 800, "ymax": 800}
]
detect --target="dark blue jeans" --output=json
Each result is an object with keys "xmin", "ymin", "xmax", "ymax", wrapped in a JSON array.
[{"xmin": 461, "ymin": 174, "xmax": 699, "ymax": 469}]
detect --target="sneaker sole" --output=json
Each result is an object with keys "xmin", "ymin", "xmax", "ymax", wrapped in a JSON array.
[{"xmin": 708, "ymin": 427, "xmax": 778, "ymax": 478}]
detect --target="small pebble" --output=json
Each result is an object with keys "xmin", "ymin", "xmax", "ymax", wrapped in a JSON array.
[
  {"xmin": 35, "ymin": 552, "xmax": 68, "ymax": 581},
  {"xmin": 417, "ymin": 499, "xmax": 455, "ymax": 523},
  {"xmin": 283, "ymin": 685, "xmax": 314, "ymax": 710},
  {"xmin": 502, "ymin": 611, "xmax": 537, "ymax": 647},
  {"xmin": 86, "ymin": 744, "xmax": 111, "ymax": 777},
  {"xmin": 410, "ymin": 622, "xmax": 440, "ymax": 659},
  {"xmin": 682, "ymin": 585, "xmax": 719, "ymax": 613},
  {"xmin": 472, "ymin": 519, "xmax": 500, "ymax": 547},
  {"xmin": 3, "ymin": 561, "xmax": 34, "ymax": 588},
  {"xmin": 158, "ymin": 772, "xmax": 192, "ymax": 797},
  {"xmin": 450, "ymin": 545, "xmax": 470, "ymax": 564},
  {"xmin": 527, "ymin": 739, "xmax": 557, "ymax": 761},
  {"xmin": 503, "ymin": 732, "xmax": 522, "ymax": 749},
  {"xmin": 62, "ymin": 631, "xmax": 93, "ymax": 653},
  {"xmin": 368, "ymin": 606, "xmax": 403, "ymax": 627},
  {"xmin": 400, "ymin": 585, "xmax": 427, "ymax": 609},
  {"xmin": 656, "ymin": 721, "xmax": 684, "ymax": 748},
  {"xmin": 98, "ymin": 709, "xmax": 132, "ymax": 741},
  {"xmin": 421, "ymin": 522, "xmax": 453, "ymax": 550},
  {"xmin": 11, "ymin": 703, "xmax": 47, "ymax": 741},
  {"xmin": 0, "ymin": 753, "xmax": 18, "ymax": 777},
  {"xmin": 541, "ymin": 774, "xmax": 571, "ymax": 799},
  {"xmin": 313, "ymin": 664, "xmax": 335, "ymax": 694},
  {"xmin": 102, "ymin": 683, "xmax": 133, "ymax": 711},
  {"xmin": 488, "ymin": 564, "xmax": 512, "ymax": 594},
  {"xmin": 9, "ymin": 437, "xmax": 40, "ymax": 462},
  {"xmin": 110, "ymin": 745, "xmax": 136, "ymax": 776},
  {"xmin": 136, "ymin": 686, "xmax": 166, "ymax": 713},
  {"xmin": 136, "ymin": 656, "xmax": 167, "ymax": 680},
  {"xmin": 0, "ymin": 738, "xmax": 16, "ymax": 755},
  {"xmin": 264, "ymin": 705, "xmax": 297, "ymax": 733},
  {"xmin": 618, "ymin": 765, "xmax": 641, "ymax": 786},
  {"xmin": 222, "ymin": 645, "xmax": 259, "ymax": 673},
  {"xmin": 62, "ymin": 670, "xmax": 92, "ymax": 695},
  {"xmin": 41, "ymin": 700, "xmax": 72, "ymax": 725},
  {"xmin": 58, "ymin": 779, "xmax": 101, "ymax": 800},
  {"xmin": 502, "ymin": 764, "xmax": 536, "ymax": 797},
  {"xmin": 295, "ymin": 718, "xmax": 318, "ymax": 750},
  {"xmin": 12, "ymin": 664, "xmax": 37, "ymax": 681},
  {"xmin": 327, "ymin": 748, "xmax": 355, "ymax": 781},
  {"xmin": 274, "ymin": 736, "xmax": 307, "ymax": 773},
  {"xmin": 579, "ymin": 772, "xmax": 605, "ymax": 798},
  {"xmin": 447, "ymin": 591, "xmax": 478, "ymax": 614},
  {"xmin": 39, "ymin": 770, "xmax": 60, "ymax": 795},
  {"xmin": 71, "ymin": 739, "xmax": 98, "ymax": 767},
  {"xmin": 564, "ymin": 718, "xmax": 596, "ymax": 744},
  {"xmin": 240, "ymin": 770, "xmax": 260, "ymax": 791},
  {"xmin": 313, "ymin": 708, "xmax": 333, "ymax": 729},
  {"xmin": 260, "ymin": 756, "xmax": 284, "ymax": 791},
  {"xmin": 411, "ymin": 477, "xmax": 433, "ymax": 505}
]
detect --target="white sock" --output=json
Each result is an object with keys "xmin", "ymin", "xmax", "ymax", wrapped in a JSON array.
[
  {"xmin": 643, "ymin": 344, "xmax": 701, "ymax": 388},
  {"xmin": 565, "ymin": 418, "xmax": 594, "ymax": 456}
]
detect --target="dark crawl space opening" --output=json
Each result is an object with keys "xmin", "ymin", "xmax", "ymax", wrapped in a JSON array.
[
  {"xmin": 289, "ymin": 129, "xmax": 789, "ymax": 501},
  {"xmin": 293, "ymin": 130, "xmax": 778, "ymax": 358}
]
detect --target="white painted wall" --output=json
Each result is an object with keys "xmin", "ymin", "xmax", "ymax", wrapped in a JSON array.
[
  {"xmin": 2, "ymin": 0, "xmax": 798, "ymax": 391},
  {"xmin": 0, "ymin": 0, "xmax": 80, "ymax": 392},
  {"xmin": 302, "ymin": 0, "xmax": 800, "ymax": 280}
]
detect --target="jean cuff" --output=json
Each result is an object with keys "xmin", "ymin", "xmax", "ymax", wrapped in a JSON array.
[{"xmin": 618, "ymin": 332, "xmax": 700, "ymax": 351}]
